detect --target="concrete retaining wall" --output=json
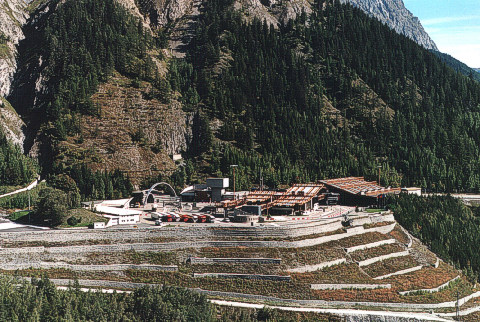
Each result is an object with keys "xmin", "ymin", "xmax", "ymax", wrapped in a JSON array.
[
  {"xmin": 193, "ymin": 273, "xmax": 291, "ymax": 281},
  {"xmin": 190, "ymin": 257, "xmax": 281, "ymax": 265},
  {"xmin": 311, "ymin": 283, "xmax": 391, "ymax": 290},
  {"xmin": 287, "ymin": 258, "xmax": 346, "ymax": 273},
  {"xmin": 358, "ymin": 250, "xmax": 409, "ymax": 267},
  {"xmin": 20, "ymin": 277, "xmax": 480, "ymax": 310},
  {"xmin": 0, "ymin": 262, "xmax": 178, "ymax": 272},
  {"xmin": 0, "ymin": 223, "xmax": 398, "ymax": 258},
  {"xmin": 399, "ymin": 276, "xmax": 460, "ymax": 295},
  {"xmin": 0, "ymin": 214, "xmax": 394, "ymax": 245},
  {"xmin": 345, "ymin": 239, "xmax": 396, "ymax": 253},
  {"xmin": 373, "ymin": 265, "xmax": 423, "ymax": 280}
]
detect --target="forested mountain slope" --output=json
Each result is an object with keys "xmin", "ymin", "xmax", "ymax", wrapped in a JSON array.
[
  {"xmin": 3, "ymin": 0, "xmax": 480, "ymax": 198},
  {"xmin": 339, "ymin": 0, "xmax": 437, "ymax": 51},
  {"xmin": 167, "ymin": 0, "xmax": 480, "ymax": 192}
]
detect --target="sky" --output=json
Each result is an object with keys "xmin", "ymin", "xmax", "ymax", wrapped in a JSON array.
[{"xmin": 404, "ymin": 0, "xmax": 480, "ymax": 68}]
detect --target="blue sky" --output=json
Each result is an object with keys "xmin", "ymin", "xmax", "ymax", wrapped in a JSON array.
[{"xmin": 404, "ymin": 0, "xmax": 480, "ymax": 68}]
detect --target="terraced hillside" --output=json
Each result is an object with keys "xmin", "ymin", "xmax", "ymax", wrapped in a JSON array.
[{"xmin": 0, "ymin": 211, "xmax": 478, "ymax": 320}]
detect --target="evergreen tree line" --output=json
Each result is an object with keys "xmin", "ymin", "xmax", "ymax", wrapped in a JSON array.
[
  {"xmin": 0, "ymin": 131, "xmax": 37, "ymax": 187},
  {"xmin": 388, "ymin": 194, "xmax": 480, "ymax": 282},
  {"xmin": 169, "ymin": 0, "xmax": 480, "ymax": 192}
]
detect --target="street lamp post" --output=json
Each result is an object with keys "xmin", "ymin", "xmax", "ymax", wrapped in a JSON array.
[
  {"xmin": 230, "ymin": 165, "xmax": 238, "ymax": 200},
  {"xmin": 377, "ymin": 165, "xmax": 382, "ymax": 185}
]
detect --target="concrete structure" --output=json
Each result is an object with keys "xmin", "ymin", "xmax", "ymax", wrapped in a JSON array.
[
  {"xmin": 401, "ymin": 187, "xmax": 422, "ymax": 196},
  {"xmin": 94, "ymin": 201, "xmax": 142, "ymax": 227},
  {"xmin": 206, "ymin": 178, "xmax": 229, "ymax": 202},
  {"xmin": 93, "ymin": 222, "xmax": 105, "ymax": 229}
]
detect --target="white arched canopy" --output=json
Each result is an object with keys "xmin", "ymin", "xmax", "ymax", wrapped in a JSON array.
[{"xmin": 143, "ymin": 182, "xmax": 177, "ymax": 205}]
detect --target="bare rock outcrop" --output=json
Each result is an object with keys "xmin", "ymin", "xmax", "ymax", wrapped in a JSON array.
[
  {"xmin": 0, "ymin": 0, "xmax": 28, "ymax": 97},
  {"xmin": 0, "ymin": 0, "xmax": 28, "ymax": 147},
  {"xmin": 340, "ymin": 0, "xmax": 438, "ymax": 51}
]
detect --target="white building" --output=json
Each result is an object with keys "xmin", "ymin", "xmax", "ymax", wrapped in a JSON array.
[
  {"xmin": 94, "ymin": 201, "xmax": 142, "ymax": 227},
  {"xmin": 401, "ymin": 187, "xmax": 422, "ymax": 196}
]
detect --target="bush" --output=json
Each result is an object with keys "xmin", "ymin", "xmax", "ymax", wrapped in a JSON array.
[{"xmin": 67, "ymin": 216, "xmax": 80, "ymax": 226}]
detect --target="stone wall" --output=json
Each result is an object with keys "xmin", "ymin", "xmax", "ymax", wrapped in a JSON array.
[
  {"xmin": 373, "ymin": 265, "xmax": 423, "ymax": 280},
  {"xmin": 0, "ymin": 222, "xmax": 398, "ymax": 259},
  {"xmin": 358, "ymin": 250, "xmax": 409, "ymax": 267},
  {"xmin": 399, "ymin": 276, "xmax": 460, "ymax": 295},
  {"xmin": 0, "ymin": 262, "xmax": 178, "ymax": 272},
  {"xmin": 287, "ymin": 259, "xmax": 346, "ymax": 273},
  {"xmin": 190, "ymin": 257, "xmax": 281, "ymax": 265},
  {"xmin": 311, "ymin": 283, "xmax": 391, "ymax": 290},
  {"xmin": 345, "ymin": 239, "xmax": 396, "ymax": 253},
  {"xmin": 193, "ymin": 273, "xmax": 291, "ymax": 281},
  {"xmin": 0, "ymin": 214, "xmax": 395, "ymax": 246}
]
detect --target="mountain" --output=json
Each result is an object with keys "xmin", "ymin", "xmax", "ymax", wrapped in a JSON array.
[
  {"xmin": 339, "ymin": 0, "xmax": 438, "ymax": 51},
  {"xmin": 433, "ymin": 51, "xmax": 480, "ymax": 82},
  {"xmin": 0, "ymin": 0, "xmax": 28, "ymax": 147},
  {"xmin": 2, "ymin": 0, "xmax": 480, "ymax": 198},
  {"xmin": 475, "ymin": 68, "xmax": 480, "ymax": 73}
]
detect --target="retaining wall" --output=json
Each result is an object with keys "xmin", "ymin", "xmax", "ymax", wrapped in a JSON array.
[
  {"xmin": 399, "ymin": 276, "xmax": 460, "ymax": 295},
  {"xmin": 358, "ymin": 250, "xmax": 409, "ymax": 267},
  {"xmin": 373, "ymin": 265, "xmax": 423, "ymax": 280},
  {"xmin": 345, "ymin": 239, "xmax": 396, "ymax": 253},
  {"xmin": 20, "ymin": 277, "xmax": 480, "ymax": 310},
  {"xmin": 0, "ymin": 214, "xmax": 393, "ymax": 245},
  {"xmin": 190, "ymin": 257, "xmax": 281, "ymax": 265},
  {"xmin": 0, "ymin": 223, "xmax": 398, "ymax": 257},
  {"xmin": 0, "ymin": 262, "xmax": 178, "ymax": 272},
  {"xmin": 311, "ymin": 283, "xmax": 391, "ymax": 290},
  {"xmin": 193, "ymin": 273, "xmax": 291, "ymax": 281},
  {"xmin": 288, "ymin": 259, "xmax": 346, "ymax": 273}
]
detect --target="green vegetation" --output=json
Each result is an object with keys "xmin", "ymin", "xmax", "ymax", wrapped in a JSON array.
[
  {"xmin": 0, "ymin": 275, "xmax": 215, "ymax": 321},
  {"xmin": 388, "ymin": 194, "xmax": 480, "ymax": 281},
  {"xmin": 0, "ymin": 131, "xmax": 37, "ymax": 187},
  {"xmin": 34, "ymin": 186, "xmax": 68, "ymax": 226},
  {"xmin": 7, "ymin": 210, "xmax": 32, "ymax": 221},
  {"xmin": 13, "ymin": 0, "xmax": 158, "ymax": 199},
  {"xmin": 62, "ymin": 208, "xmax": 107, "ymax": 228},
  {"xmin": 0, "ymin": 182, "xmax": 45, "ymax": 210},
  {"xmin": 168, "ymin": 0, "xmax": 480, "ymax": 192}
]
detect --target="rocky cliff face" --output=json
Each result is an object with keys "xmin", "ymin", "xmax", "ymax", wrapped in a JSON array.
[
  {"xmin": 0, "ymin": 0, "xmax": 28, "ymax": 147},
  {"xmin": 340, "ymin": 0, "xmax": 438, "ymax": 51},
  {"xmin": 0, "ymin": 0, "xmax": 28, "ymax": 97},
  {"xmin": 134, "ymin": 0, "xmax": 195, "ymax": 27}
]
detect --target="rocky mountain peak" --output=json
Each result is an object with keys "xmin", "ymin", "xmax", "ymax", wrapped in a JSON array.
[{"xmin": 340, "ymin": 0, "xmax": 438, "ymax": 51}]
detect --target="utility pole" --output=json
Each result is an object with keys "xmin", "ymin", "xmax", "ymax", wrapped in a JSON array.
[
  {"xmin": 377, "ymin": 165, "xmax": 382, "ymax": 185},
  {"xmin": 260, "ymin": 168, "xmax": 264, "ymax": 191},
  {"xmin": 230, "ymin": 165, "xmax": 238, "ymax": 200}
]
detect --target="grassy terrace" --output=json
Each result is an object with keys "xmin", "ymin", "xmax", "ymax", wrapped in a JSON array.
[
  {"xmin": 81, "ymin": 244, "xmax": 345, "ymax": 268},
  {"xmin": 362, "ymin": 255, "xmax": 420, "ymax": 278},
  {"xmin": 1, "ymin": 267, "xmax": 474, "ymax": 304},
  {"xmin": 292, "ymin": 264, "xmax": 374, "ymax": 284},
  {"xmin": 388, "ymin": 225, "xmax": 410, "ymax": 245},
  {"xmin": 385, "ymin": 262, "xmax": 459, "ymax": 292},
  {"xmin": 349, "ymin": 243, "xmax": 406, "ymax": 262}
]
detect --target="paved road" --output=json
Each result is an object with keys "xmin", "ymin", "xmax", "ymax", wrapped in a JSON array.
[{"xmin": 0, "ymin": 176, "xmax": 41, "ymax": 200}]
